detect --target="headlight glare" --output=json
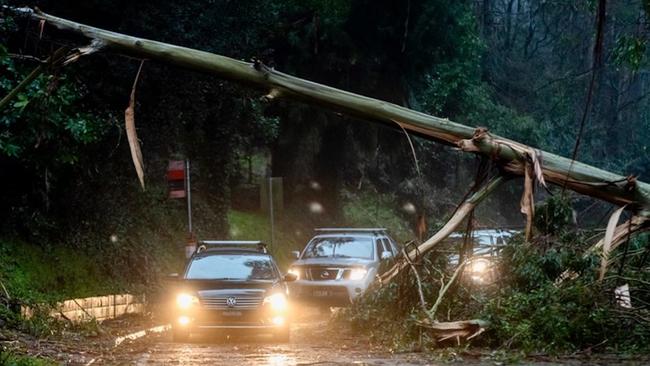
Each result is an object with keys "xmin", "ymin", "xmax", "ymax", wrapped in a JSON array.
[
  {"xmin": 349, "ymin": 268, "xmax": 367, "ymax": 281},
  {"xmin": 470, "ymin": 259, "xmax": 489, "ymax": 273},
  {"xmin": 264, "ymin": 293, "xmax": 288, "ymax": 311},
  {"xmin": 176, "ymin": 293, "xmax": 198, "ymax": 309}
]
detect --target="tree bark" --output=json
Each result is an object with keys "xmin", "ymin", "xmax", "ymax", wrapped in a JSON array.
[{"xmin": 6, "ymin": 7, "xmax": 650, "ymax": 214}]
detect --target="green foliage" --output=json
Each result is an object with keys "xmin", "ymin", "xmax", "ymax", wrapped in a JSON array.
[
  {"xmin": 534, "ymin": 195, "xmax": 575, "ymax": 237},
  {"xmin": 483, "ymin": 235, "xmax": 650, "ymax": 353},
  {"xmin": 340, "ymin": 281, "xmax": 423, "ymax": 351},
  {"xmin": 343, "ymin": 211, "xmax": 650, "ymax": 354},
  {"xmin": 613, "ymin": 36, "xmax": 647, "ymax": 70},
  {"xmin": 0, "ymin": 46, "xmax": 111, "ymax": 166},
  {"xmin": 340, "ymin": 188, "xmax": 412, "ymax": 243},
  {"xmin": 0, "ymin": 239, "xmax": 117, "ymax": 303},
  {"xmin": 0, "ymin": 349, "xmax": 55, "ymax": 366}
]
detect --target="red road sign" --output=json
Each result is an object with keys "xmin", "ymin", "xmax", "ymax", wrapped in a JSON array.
[{"xmin": 167, "ymin": 160, "xmax": 186, "ymax": 198}]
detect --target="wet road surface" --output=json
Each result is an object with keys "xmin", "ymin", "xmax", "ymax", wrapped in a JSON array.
[
  {"xmin": 101, "ymin": 310, "xmax": 477, "ymax": 365},
  {"xmin": 103, "ymin": 317, "xmax": 440, "ymax": 365},
  {"xmin": 97, "ymin": 311, "xmax": 649, "ymax": 365}
]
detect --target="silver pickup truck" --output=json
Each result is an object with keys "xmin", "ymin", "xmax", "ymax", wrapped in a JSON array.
[{"xmin": 287, "ymin": 228, "xmax": 400, "ymax": 308}]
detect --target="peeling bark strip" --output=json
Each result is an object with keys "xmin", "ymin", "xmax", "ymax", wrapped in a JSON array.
[
  {"xmin": 7, "ymin": 7, "xmax": 650, "ymax": 214},
  {"xmin": 125, "ymin": 60, "xmax": 145, "ymax": 190},
  {"xmin": 599, "ymin": 205, "xmax": 627, "ymax": 281}
]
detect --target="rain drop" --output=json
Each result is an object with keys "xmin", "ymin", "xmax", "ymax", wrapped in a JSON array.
[
  {"xmin": 309, "ymin": 181, "xmax": 322, "ymax": 191},
  {"xmin": 308, "ymin": 201, "xmax": 324, "ymax": 214},
  {"xmin": 402, "ymin": 202, "xmax": 416, "ymax": 214}
]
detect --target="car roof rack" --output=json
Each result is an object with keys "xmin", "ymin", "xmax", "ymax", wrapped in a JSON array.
[
  {"xmin": 314, "ymin": 228, "xmax": 387, "ymax": 233},
  {"xmin": 196, "ymin": 240, "xmax": 268, "ymax": 254}
]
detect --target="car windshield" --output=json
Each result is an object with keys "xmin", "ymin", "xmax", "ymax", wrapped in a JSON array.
[
  {"xmin": 303, "ymin": 237, "xmax": 374, "ymax": 259},
  {"xmin": 185, "ymin": 254, "xmax": 276, "ymax": 280}
]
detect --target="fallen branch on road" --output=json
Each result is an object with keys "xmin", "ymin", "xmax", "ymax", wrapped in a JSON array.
[{"xmin": 415, "ymin": 319, "xmax": 489, "ymax": 343}]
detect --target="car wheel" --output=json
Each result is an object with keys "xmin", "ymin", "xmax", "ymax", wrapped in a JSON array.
[
  {"xmin": 172, "ymin": 327, "xmax": 190, "ymax": 342},
  {"xmin": 274, "ymin": 326, "xmax": 290, "ymax": 343}
]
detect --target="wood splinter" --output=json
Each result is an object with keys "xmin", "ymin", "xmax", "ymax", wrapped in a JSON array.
[{"xmin": 261, "ymin": 88, "xmax": 282, "ymax": 102}]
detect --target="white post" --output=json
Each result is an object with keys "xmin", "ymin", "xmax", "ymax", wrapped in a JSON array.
[
  {"xmin": 186, "ymin": 159, "xmax": 192, "ymax": 234},
  {"xmin": 269, "ymin": 177, "xmax": 275, "ymax": 248}
]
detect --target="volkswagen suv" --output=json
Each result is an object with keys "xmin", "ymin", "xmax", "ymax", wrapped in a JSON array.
[
  {"xmin": 287, "ymin": 228, "xmax": 400, "ymax": 308},
  {"xmin": 169, "ymin": 241, "xmax": 296, "ymax": 342}
]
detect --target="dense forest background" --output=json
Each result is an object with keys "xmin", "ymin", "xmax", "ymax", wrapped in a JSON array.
[{"xmin": 1, "ymin": 0, "xmax": 649, "ymax": 298}]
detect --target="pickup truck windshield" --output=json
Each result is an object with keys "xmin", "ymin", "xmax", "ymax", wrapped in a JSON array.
[
  {"xmin": 303, "ymin": 237, "xmax": 374, "ymax": 259},
  {"xmin": 185, "ymin": 254, "xmax": 276, "ymax": 280}
]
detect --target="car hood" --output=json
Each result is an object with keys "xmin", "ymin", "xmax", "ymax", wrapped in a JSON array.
[
  {"xmin": 291, "ymin": 257, "xmax": 375, "ymax": 267},
  {"xmin": 177, "ymin": 279, "xmax": 282, "ymax": 298}
]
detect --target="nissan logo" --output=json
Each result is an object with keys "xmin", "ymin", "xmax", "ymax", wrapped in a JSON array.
[{"xmin": 226, "ymin": 297, "xmax": 237, "ymax": 308}]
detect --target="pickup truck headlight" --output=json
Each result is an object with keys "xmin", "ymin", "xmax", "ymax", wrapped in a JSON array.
[
  {"xmin": 176, "ymin": 293, "xmax": 199, "ymax": 309},
  {"xmin": 264, "ymin": 293, "xmax": 288, "ymax": 311},
  {"xmin": 349, "ymin": 268, "xmax": 367, "ymax": 281}
]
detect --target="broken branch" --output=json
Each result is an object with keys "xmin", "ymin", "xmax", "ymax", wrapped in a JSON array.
[
  {"xmin": 380, "ymin": 175, "xmax": 507, "ymax": 283},
  {"xmin": 0, "ymin": 47, "xmax": 66, "ymax": 111},
  {"xmin": 428, "ymin": 260, "xmax": 467, "ymax": 320}
]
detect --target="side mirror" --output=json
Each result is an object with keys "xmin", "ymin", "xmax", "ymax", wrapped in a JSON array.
[
  {"xmin": 381, "ymin": 251, "xmax": 393, "ymax": 260},
  {"xmin": 291, "ymin": 251, "xmax": 300, "ymax": 259},
  {"xmin": 283, "ymin": 273, "xmax": 298, "ymax": 282}
]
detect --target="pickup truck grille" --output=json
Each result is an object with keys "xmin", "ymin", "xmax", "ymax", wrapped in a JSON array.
[
  {"xmin": 307, "ymin": 268, "xmax": 343, "ymax": 281},
  {"xmin": 200, "ymin": 296, "xmax": 262, "ymax": 310}
]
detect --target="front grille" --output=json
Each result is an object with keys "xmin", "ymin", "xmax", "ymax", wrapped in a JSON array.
[
  {"xmin": 307, "ymin": 268, "xmax": 342, "ymax": 281},
  {"xmin": 200, "ymin": 296, "xmax": 262, "ymax": 310}
]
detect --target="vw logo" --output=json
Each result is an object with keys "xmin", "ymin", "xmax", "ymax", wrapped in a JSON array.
[
  {"xmin": 321, "ymin": 271, "xmax": 330, "ymax": 278},
  {"xmin": 226, "ymin": 297, "xmax": 237, "ymax": 308}
]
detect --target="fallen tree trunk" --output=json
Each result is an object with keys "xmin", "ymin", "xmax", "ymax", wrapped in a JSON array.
[
  {"xmin": 5, "ymin": 7, "xmax": 650, "ymax": 285},
  {"xmin": 6, "ymin": 6, "xmax": 650, "ymax": 215}
]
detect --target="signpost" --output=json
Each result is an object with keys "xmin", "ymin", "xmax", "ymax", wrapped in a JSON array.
[
  {"xmin": 260, "ymin": 177, "xmax": 283, "ymax": 248},
  {"xmin": 167, "ymin": 159, "xmax": 195, "ymax": 258}
]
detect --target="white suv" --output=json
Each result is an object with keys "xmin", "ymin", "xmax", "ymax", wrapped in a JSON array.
[{"xmin": 287, "ymin": 228, "xmax": 400, "ymax": 308}]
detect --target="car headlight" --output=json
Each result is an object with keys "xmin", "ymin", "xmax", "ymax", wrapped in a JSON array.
[
  {"xmin": 264, "ymin": 293, "xmax": 288, "ymax": 311},
  {"xmin": 288, "ymin": 267, "xmax": 300, "ymax": 280},
  {"xmin": 469, "ymin": 258, "xmax": 490, "ymax": 273},
  {"xmin": 349, "ymin": 268, "xmax": 367, "ymax": 281},
  {"xmin": 176, "ymin": 293, "xmax": 199, "ymax": 309}
]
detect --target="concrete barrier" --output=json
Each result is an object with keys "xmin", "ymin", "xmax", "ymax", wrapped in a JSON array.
[{"xmin": 21, "ymin": 293, "xmax": 145, "ymax": 322}]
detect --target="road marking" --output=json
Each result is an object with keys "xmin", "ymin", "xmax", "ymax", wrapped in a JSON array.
[{"xmin": 114, "ymin": 324, "xmax": 171, "ymax": 347}]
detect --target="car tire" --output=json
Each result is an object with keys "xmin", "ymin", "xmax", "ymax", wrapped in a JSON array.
[
  {"xmin": 274, "ymin": 326, "xmax": 290, "ymax": 343},
  {"xmin": 172, "ymin": 327, "xmax": 190, "ymax": 342}
]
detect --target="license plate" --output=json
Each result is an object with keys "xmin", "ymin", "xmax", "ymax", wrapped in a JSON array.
[
  {"xmin": 222, "ymin": 311, "xmax": 242, "ymax": 317},
  {"xmin": 313, "ymin": 290, "xmax": 330, "ymax": 297}
]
